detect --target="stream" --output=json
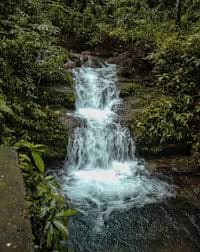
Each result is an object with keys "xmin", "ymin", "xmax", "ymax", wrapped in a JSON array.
[{"xmin": 60, "ymin": 64, "xmax": 200, "ymax": 252}]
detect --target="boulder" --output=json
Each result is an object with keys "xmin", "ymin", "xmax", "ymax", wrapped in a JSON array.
[
  {"xmin": 64, "ymin": 60, "xmax": 76, "ymax": 69},
  {"xmin": 83, "ymin": 56, "xmax": 106, "ymax": 68}
]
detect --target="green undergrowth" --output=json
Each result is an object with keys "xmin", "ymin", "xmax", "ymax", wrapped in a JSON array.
[
  {"xmin": 16, "ymin": 140, "xmax": 77, "ymax": 251},
  {"xmin": 135, "ymin": 96, "xmax": 193, "ymax": 152}
]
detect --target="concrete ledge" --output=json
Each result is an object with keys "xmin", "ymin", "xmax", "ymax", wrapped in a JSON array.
[{"xmin": 0, "ymin": 147, "xmax": 33, "ymax": 251}]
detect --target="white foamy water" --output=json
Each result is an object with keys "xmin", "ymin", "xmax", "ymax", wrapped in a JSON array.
[{"xmin": 63, "ymin": 64, "xmax": 173, "ymax": 221}]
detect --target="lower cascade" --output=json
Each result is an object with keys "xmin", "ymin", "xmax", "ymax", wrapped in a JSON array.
[{"xmin": 62, "ymin": 64, "xmax": 173, "ymax": 225}]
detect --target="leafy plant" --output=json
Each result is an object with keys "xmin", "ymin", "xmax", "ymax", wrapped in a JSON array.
[
  {"xmin": 135, "ymin": 97, "xmax": 193, "ymax": 151},
  {"xmin": 0, "ymin": 94, "xmax": 13, "ymax": 144},
  {"xmin": 17, "ymin": 140, "xmax": 77, "ymax": 251},
  {"xmin": 0, "ymin": 95, "xmax": 13, "ymax": 117}
]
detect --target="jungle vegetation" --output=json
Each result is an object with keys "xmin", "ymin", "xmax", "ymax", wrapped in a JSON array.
[{"xmin": 0, "ymin": 0, "xmax": 199, "ymax": 250}]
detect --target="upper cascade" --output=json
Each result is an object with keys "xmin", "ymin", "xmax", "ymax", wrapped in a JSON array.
[{"xmin": 63, "ymin": 64, "xmax": 174, "ymax": 223}]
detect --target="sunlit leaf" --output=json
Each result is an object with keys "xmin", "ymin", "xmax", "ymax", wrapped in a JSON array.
[
  {"xmin": 56, "ymin": 209, "xmax": 78, "ymax": 218},
  {"xmin": 32, "ymin": 151, "xmax": 45, "ymax": 173}
]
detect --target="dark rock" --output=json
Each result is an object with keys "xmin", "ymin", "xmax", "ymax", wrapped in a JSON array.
[
  {"xmin": 64, "ymin": 60, "xmax": 76, "ymax": 69},
  {"xmin": 81, "ymin": 50, "xmax": 92, "ymax": 56},
  {"xmin": 70, "ymin": 52, "xmax": 105, "ymax": 68},
  {"xmin": 113, "ymin": 51, "xmax": 120, "ymax": 57},
  {"xmin": 61, "ymin": 111, "xmax": 81, "ymax": 135},
  {"xmin": 107, "ymin": 49, "xmax": 153, "ymax": 84},
  {"xmin": 107, "ymin": 51, "xmax": 132, "ymax": 65},
  {"xmin": 83, "ymin": 56, "xmax": 105, "ymax": 68},
  {"xmin": 67, "ymin": 198, "xmax": 200, "ymax": 252},
  {"xmin": 117, "ymin": 65, "xmax": 134, "ymax": 78}
]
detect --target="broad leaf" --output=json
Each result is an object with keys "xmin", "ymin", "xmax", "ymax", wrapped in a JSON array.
[
  {"xmin": 32, "ymin": 151, "xmax": 45, "ymax": 173},
  {"xmin": 53, "ymin": 220, "xmax": 68, "ymax": 237}
]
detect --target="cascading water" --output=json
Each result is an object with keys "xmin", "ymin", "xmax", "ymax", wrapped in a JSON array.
[{"xmin": 63, "ymin": 63, "xmax": 173, "ymax": 225}]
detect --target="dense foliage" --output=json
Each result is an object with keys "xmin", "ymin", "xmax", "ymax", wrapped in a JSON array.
[
  {"xmin": 0, "ymin": 0, "xmax": 73, "ymax": 159},
  {"xmin": 133, "ymin": 1, "xmax": 200, "ymax": 157}
]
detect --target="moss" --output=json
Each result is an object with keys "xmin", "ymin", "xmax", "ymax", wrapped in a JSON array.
[{"xmin": 66, "ymin": 72, "xmax": 74, "ymax": 87}]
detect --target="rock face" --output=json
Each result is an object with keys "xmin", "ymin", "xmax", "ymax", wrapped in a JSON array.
[
  {"xmin": 0, "ymin": 147, "xmax": 33, "ymax": 252},
  {"xmin": 108, "ymin": 49, "xmax": 153, "ymax": 84},
  {"xmin": 64, "ymin": 51, "xmax": 106, "ymax": 69}
]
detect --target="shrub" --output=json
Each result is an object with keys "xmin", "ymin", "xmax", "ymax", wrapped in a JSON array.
[{"xmin": 135, "ymin": 96, "xmax": 193, "ymax": 149}]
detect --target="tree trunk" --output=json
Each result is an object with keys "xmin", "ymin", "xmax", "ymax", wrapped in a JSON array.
[{"xmin": 176, "ymin": 0, "xmax": 182, "ymax": 27}]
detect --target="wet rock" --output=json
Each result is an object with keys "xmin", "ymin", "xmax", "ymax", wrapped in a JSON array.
[
  {"xmin": 71, "ymin": 52, "xmax": 88, "ymax": 64},
  {"xmin": 69, "ymin": 52, "xmax": 106, "ymax": 68},
  {"xmin": 83, "ymin": 56, "xmax": 106, "ymax": 68},
  {"xmin": 64, "ymin": 60, "xmax": 76, "ymax": 69},
  {"xmin": 67, "ymin": 199, "xmax": 200, "ymax": 252},
  {"xmin": 61, "ymin": 111, "xmax": 81, "ymax": 134},
  {"xmin": 117, "ymin": 65, "xmax": 134, "ymax": 78},
  {"xmin": 117, "ymin": 76, "xmax": 133, "ymax": 83},
  {"xmin": 147, "ymin": 155, "xmax": 200, "ymax": 176},
  {"xmin": 118, "ymin": 82, "xmax": 148, "ymax": 128}
]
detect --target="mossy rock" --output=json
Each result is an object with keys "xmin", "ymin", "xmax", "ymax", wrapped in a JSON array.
[
  {"xmin": 147, "ymin": 155, "xmax": 199, "ymax": 175},
  {"xmin": 40, "ymin": 86, "xmax": 75, "ymax": 109},
  {"xmin": 65, "ymin": 71, "xmax": 74, "ymax": 87},
  {"xmin": 135, "ymin": 143, "xmax": 191, "ymax": 158}
]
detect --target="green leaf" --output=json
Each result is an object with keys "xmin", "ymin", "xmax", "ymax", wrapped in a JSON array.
[
  {"xmin": 15, "ymin": 140, "xmax": 33, "ymax": 149},
  {"xmin": 46, "ymin": 224, "xmax": 54, "ymax": 248},
  {"xmin": 0, "ymin": 105, "xmax": 13, "ymax": 115},
  {"xmin": 53, "ymin": 220, "xmax": 68, "ymax": 237},
  {"xmin": 32, "ymin": 151, "xmax": 45, "ymax": 173},
  {"xmin": 56, "ymin": 209, "xmax": 78, "ymax": 218},
  {"xmin": 19, "ymin": 153, "xmax": 31, "ymax": 162},
  {"xmin": 32, "ymin": 144, "xmax": 47, "ymax": 153},
  {"xmin": 0, "ymin": 95, "xmax": 13, "ymax": 115}
]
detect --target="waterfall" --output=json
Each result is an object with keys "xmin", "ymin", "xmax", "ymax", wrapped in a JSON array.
[{"xmin": 62, "ymin": 64, "xmax": 173, "ymax": 222}]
